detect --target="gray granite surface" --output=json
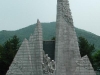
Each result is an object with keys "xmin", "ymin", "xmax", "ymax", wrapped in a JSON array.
[{"xmin": 55, "ymin": 0, "xmax": 96, "ymax": 75}]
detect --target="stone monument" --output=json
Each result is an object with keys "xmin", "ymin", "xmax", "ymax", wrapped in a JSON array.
[
  {"xmin": 6, "ymin": 0, "xmax": 96, "ymax": 75},
  {"xmin": 6, "ymin": 20, "xmax": 55, "ymax": 75},
  {"xmin": 55, "ymin": 0, "xmax": 96, "ymax": 75}
]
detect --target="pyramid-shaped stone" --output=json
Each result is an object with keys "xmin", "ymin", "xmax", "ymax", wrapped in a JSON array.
[
  {"xmin": 55, "ymin": 0, "xmax": 95, "ymax": 75},
  {"xmin": 28, "ymin": 19, "xmax": 43, "ymax": 75},
  {"xmin": 74, "ymin": 55, "xmax": 96, "ymax": 75},
  {"xmin": 6, "ymin": 39, "xmax": 33, "ymax": 75},
  {"xmin": 6, "ymin": 19, "xmax": 43, "ymax": 75},
  {"xmin": 32, "ymin": 19, "xmax": 43, "ymax": 75}
]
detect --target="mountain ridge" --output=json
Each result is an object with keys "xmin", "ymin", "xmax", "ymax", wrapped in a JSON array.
[{"xmin": 0, "ymin": 22, "xmax": 100, "ymax": 50}]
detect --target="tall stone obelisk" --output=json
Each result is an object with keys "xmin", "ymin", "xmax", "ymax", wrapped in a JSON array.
[{"xmin": 55, "ymin": 0, "xmax": 81, "ymax": 75}]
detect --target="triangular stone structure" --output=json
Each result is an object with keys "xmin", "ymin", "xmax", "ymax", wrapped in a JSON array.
[
  {"xmin": 74, "ymin": 55, "xmax": 96, "ymax": 75},
  {"xmin": 34, "ymin": 20, "xmax": 43, "ymax": 75},
  {"xmin": 31, "ymin": 19, "xmax": 43, "ymax": 75},
  {"xmin": 55, "ymin": 0, "xmax": 96, "ymax": 75},
  {"xmin": 6, "ymin": 39, "xmax": 33, "ymax": 75},
  {"xmin": 6, "ymin": 19, "xmax": 43, "ymax": 75},
  {"xmin": 6, "ymin": 0, "xmax": 96, "ymax": 75}
]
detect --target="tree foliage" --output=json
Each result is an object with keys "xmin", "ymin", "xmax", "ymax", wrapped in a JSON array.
[
  {"xmin": 78, "ymin": 36, "xmax": 96, "ymax": 70},
  {"xmin": 0, "ymin": 35, "xmax": 20, "ymax": 75},
  {"xmin": 93, "ymin": 50, "xmax": 100, "ymax": 70},
  {"xmin": 78, "ymin": 36, "xmax": 95, "ymax": 57},
  {"xmin": 51, "ymin": 37, "xmax": 55, "ymax": 40}
]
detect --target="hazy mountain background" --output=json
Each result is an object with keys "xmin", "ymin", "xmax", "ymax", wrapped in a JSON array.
[{"xmin": 0, "ymin": 22, "xmax": 100, "ymax": 50}]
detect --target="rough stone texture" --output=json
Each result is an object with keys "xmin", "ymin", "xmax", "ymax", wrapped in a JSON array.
[
  {"xmin": 28, "ymin": 34, "xmax": 35, "ymax": 75},
  {"xmin": 74, "ymin": 55, "xmax": 96, "ymax": 75},
  {"xmin": 6, "ymin": 19, "xmax": 44, "ymax": 75},
  {"xmin": 6, "ymin": 39, "xmax": 33, "ymax": 75},
  {"xmin": 6, "ymin": 19, "xmax": 55, "ymax": 75},
  {"xmin": 27, "ymin": 19, "xmax": 44, "ymax": 75},
  {"xmin": 6, "ymin": 0, "xmax": 96, "ymax": 75},
  {"xmin": 42, "ymin": 51, "xmax": 55, "ymax": 74},
  {"xmin": 32, "ymin": 19, "xmax": 43, "ymax": 75},
  {"xmin": 55, "ymin": 0, "xmax": 96, "ymax": 75}
]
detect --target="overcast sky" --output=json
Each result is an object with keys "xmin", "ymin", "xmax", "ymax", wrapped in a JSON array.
[{"xmin": 0, "ymin": 0, "xmax": 100, "ymax": 36}]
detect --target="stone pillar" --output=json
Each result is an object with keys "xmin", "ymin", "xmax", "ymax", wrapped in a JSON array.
[{"xmin": 55, "ymin": 0, "xmax": 81, "ymax": 75}]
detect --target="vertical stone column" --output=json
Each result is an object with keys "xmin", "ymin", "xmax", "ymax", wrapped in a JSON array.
[{"xmin": 55, "ymin": 0, "xmax": 81, "ymax": 75}]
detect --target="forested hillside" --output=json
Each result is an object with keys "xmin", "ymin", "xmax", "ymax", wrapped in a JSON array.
[{"xmin": 0, "ymin": 22, "xmax": 100, "ymax": 50}]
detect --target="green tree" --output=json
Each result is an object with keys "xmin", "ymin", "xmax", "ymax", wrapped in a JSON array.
[
  {"xmin": 2, "ymin": 35, "xmax": 20, "ymax": 64},
  {"xmin": 0, "ymin": 44, "xmax": 4, "ymax": 61},
  {"xmin": 0, "ymin": 45, "xmax": 3, "ymax": 60},
  {"xmin": 93, "ymin": 50, "xmax": 100, "ymax": 70},
  {"xmin": 51, "ymin": 37, "xmax": 55, "ymax": 40},
  {"xmin": 0, "ymin": 35, "xmax": 20, "ymax": 75},
  {"xmin": 78, "ymin": 36, "xmax": 95, "ymax": 69},
  {"xmin": 10, "ymin": 35, "xmax": 20, "ymax": 51},
  {"xmin": 78, "ymin": 36, "xmax": 95, "ymax": 57}
]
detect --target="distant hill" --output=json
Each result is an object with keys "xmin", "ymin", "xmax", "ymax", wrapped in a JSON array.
[{"xmin": 0, "ymin": 22, "xmax": 100, "ymax": 50}]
